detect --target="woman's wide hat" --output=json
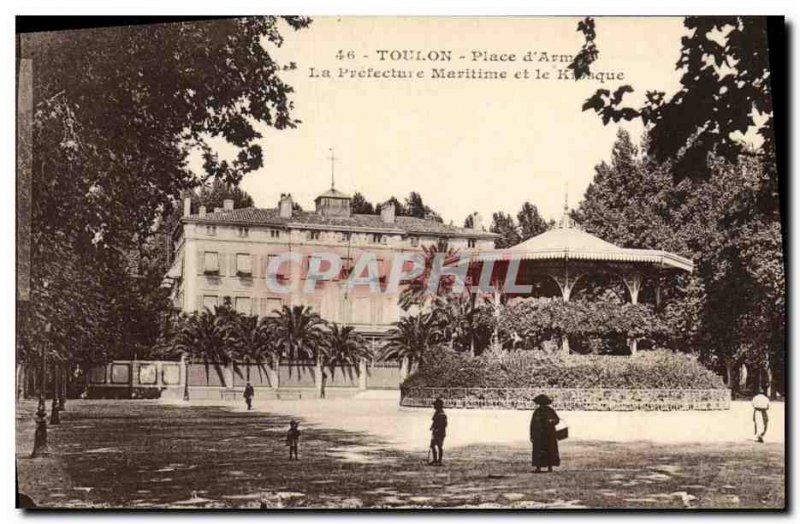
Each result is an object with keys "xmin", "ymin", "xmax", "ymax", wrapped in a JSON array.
[
  {"xmin": 533, "ymin": 394, "xmax": 552, "ymax": 405},
  {"xmin": 433, "ymin": 398, "xmax": 444, "ymax": 409}
]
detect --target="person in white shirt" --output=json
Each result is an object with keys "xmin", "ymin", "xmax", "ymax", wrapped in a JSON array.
[{"xmin": 752, "ymin": 389, "xmax": 770, "ymax": 443}]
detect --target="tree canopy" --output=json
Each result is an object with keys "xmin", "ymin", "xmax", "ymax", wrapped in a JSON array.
[
  {"xmin": 572, "ymin": 16, "xmax": 777, "ymax": 194},
  {"xmin": 21, "ymin": 17, "xmax": 309, "ymax": 365},
  {"xmin": 574, "ymin": 130, "xmax": 783, "ymax": 394}
]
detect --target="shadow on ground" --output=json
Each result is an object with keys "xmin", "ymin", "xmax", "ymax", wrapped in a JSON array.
[{"xmin": 16, "ymin": 400, "xmax": 784, "ymax": 509}]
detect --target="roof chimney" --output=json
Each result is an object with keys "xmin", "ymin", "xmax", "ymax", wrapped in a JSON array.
[
  {"xmin": 223, "ymin": 199, "xmax": 234, "ymax": 211},
  {"xmin": 380, "ymin": 201, "xmax": 395, "ymax": 224},
  {"xmin": 471, "ymin": 212, "xmax": 484, "ymax": 232},
  {"xmin": 279, "ymin": 193, "xmax": 293, "ymax": 219},
  {"xmin": 199, "ymin": 205, "xmax": 207, "ymax": 218},
  {"xmin": 183, "ymin": 197, "xmax": 192, "ymax": 217}
]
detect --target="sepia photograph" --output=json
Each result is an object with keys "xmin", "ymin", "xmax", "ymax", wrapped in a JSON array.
[{"xmin": 14, "ymin": 15, "xmax": 786, "ymax": 510}]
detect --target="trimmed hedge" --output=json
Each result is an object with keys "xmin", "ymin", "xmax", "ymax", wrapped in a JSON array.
[{"xmin": 402, "ymin": 349, "xmax": 726, "ymax": 390}]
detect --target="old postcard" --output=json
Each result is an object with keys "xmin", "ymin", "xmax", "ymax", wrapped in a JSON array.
[{"xmin": 15, "ymin": 16, "xmax": 785, "ymax": 510}]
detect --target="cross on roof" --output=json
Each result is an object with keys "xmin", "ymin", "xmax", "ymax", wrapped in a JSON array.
[{"xmin": 327, "ymin": 147, "xmax": 337, "ymax": 189}]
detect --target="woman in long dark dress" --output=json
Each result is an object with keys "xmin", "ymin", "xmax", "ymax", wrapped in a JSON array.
[{"xmin": 530, "ymin": 394, "xmax": 560, "ymax": 473}]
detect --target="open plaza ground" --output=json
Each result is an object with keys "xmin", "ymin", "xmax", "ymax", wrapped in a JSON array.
[{"xmin": 16, "ymin": 396, "xmax": 784, "ymax": 509}]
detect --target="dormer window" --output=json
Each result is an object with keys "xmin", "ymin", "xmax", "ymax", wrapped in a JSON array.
[
  {"xmin": 238, "ymin": 227, "xmax": 249, "ymax": 238},
  {"xmin": 307, "ymin": 230, "xmax": 321, "ymax": 241},
  {"xmin": 270, "ymin": 229, "xmax": 280, "ymax": 238},
  {"xmin": 372, "ymin": 233, "xmax": 383, "ymax": 244},
  {"xmin": 468, "ymin": 238, "xmax": 476, "ymax": 248}
]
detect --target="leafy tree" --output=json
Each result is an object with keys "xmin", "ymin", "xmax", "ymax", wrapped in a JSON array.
[
  {"xmin": 572, "ymin": 16, "xmax": 777, "ymax": 195},
  {"xmin": 576, "ymin": 132, "xmax": 784, "ymax": 395},
  {"xmin": 490, "ymin": 212, "xmax": 521, "ymax": 248},
  {"xmin": 351, "ymin": 192, "xmax": 375, "ymax": 214},
  {"xmin": 574, "ymin": 129, "xmax": 674, "ymax": 249},
  {"xmin": 431, "ymin": 294, "xmax": 496, "ymax": 357},
  {"xmin": 195, "ymin": 179, "xmax": 255, "ymax": 211},
  {"xmin": 463, "ymin": 213, "xmax": 476, "ymax": 229},
  {"xmin": 497, "ymin": 298, "xmax": 667, "ymax": 355},
  {"xmin": 517, "ymin": 202, "xmax": 551, "ymax": 240},
  {"xmin": 22, "ymin": 17, "xmax": 309, "ymax": 366},
  {"xmin": 404, "ymin": 191, "xmax": 441, "ymax": 221},
  {"xmin": 271, "ymin": 305, "xmax": 327, "ymax": 362}
]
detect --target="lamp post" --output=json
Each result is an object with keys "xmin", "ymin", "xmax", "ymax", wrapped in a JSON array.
[
  {"xmin": 31, "ymin": 321, "xmax": 50, "ymax": 457},
  {"xmin": 58, "ymin": 363, "xmax": 66, "ymax": 411},
  {"xmin": 50, "ymin": 357, "xmax": 60, "ymax": 425}
]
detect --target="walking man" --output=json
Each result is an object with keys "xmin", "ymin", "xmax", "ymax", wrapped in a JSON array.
[
  {"xmin": 752, "ymin": 389, "xmax": 770, "ymax": 443},
  {"xmin": 243, "ymin": 381, "xmax": 254, "ymax": 411}
]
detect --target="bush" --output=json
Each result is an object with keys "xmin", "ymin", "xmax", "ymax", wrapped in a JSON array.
[
  {"xmin": 497, "ymin": 298, "xmax": 669, "ymax": 352},
  {"xmin": 404, "ymin": 349, "xmax": 726, "ymax": 390}
]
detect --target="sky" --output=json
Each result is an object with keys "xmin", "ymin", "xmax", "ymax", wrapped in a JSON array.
[{"xmin": 197, "ymin": 17, "xmax": 687, "ymax": 225}]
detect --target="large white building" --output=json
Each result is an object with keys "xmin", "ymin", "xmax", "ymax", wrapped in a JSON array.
[{"xmin": 164, "ymin": 186, "xmax": 497, "ymax": 345}]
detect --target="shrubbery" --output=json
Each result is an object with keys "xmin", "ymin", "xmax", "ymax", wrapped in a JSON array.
[
  {"xmin": 403, "ymin": 348, "xmax": 726, "ymax": 390},
  {"xmin": 497, "ymin": 298, "xmax": 668, "ymax": 353}
]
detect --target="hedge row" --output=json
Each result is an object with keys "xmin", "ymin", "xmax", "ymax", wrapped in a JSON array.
[{"xmin": 402, "ymin": 349, "xmax": 726, "ymax": 390}]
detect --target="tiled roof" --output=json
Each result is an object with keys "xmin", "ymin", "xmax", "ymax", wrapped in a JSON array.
[{"xmin": 184, "ymin": 207, "xmax": 497, "ymax": 238}]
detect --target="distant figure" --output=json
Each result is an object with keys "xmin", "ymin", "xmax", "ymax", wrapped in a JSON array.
[
  {"xmin": 286, "ymin": 420, "xmax": 301, "ymax": 460},
  {"xmin": 752, "ymin": 390, "xmax": 770, "ymax": 443},
  {"xmin": 320, "ymin": 370, "xmax": 328, "ymax": 399},
  {"xmin": 530, "ymin": 394, "xmax": 560, "ymax": 473},
  {"xmin": 243, "ymin": 382, "xmax": 254, "ymax": 410},
  {"xmin": 429, "ymin": 397, "xmax": 448, "ymax": 466}
]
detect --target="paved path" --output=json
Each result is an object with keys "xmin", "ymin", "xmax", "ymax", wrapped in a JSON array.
[{"xmin": 175, "ymin": 395, "xmax": 784, "ymax": 452}]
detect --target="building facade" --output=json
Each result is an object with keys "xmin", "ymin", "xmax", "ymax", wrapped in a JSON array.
[{"xmin": 163, "ymin": 187, "xmax": 497, "ymax": 347}]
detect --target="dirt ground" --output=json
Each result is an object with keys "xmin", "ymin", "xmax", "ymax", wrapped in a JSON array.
[{"xmin": 16, "ymin": 399, "xmax": 785, "ymax": 510}]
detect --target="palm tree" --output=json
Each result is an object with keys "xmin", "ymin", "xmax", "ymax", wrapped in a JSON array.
[
  {"xmin": 271, "ymin": 305, "xmax": 327, "ymax": 362},
  {"xmin": 319, "ymin": 323, "xmax": 372, "ymax": 373},
  {"xmin": 381, "ymin": 312, "xmax": 441, "ymax": 369},
  {"xmin": 224, "ymin": 314, "xmax": 279, "ymax": 382},
  {"xmin": 171, "ymin": 309, "xmax": 231, "ymax": 364},
  {"xmin": 399, "ymin": 244, "xmax": 464, "ymax": 311},
  {"xmin": 169, "ymin": 308, "xmax": 234, "ymax": 398}
]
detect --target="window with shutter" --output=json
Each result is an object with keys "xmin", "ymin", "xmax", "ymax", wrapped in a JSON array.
[
  {"xmin": 354, "ymin": 296, "xmax": 371, "ymax": 324},
  {"xmin": 203, "ymin": 252, "xmax": 219, "ymax": 274},
  {"xmin": 265, "ymin": 297, "xmax": 283, "ymax": 317},
  {"xmin": 236, "ymin": 253, "xmax": 252, "ymax": 276},
  {"xmin": 235, "ymin": 297, "xmax": 252, "ymax": 315},
  {"xmin": 203, "ymin": 295, "xmax": 218, "ymax": 311}
]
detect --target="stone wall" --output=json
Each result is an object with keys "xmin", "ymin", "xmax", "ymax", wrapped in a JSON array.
[{"xmin": 400, "ymin": 386, "xmax": 731, "ymax": 411}]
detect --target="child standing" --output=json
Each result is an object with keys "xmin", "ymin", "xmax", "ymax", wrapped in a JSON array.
[
  {"xmin": 429, "ymin": 398, "xmax": 448, "ymax": 466},
  {"xmin": 286, "ymin": 420, "xmax": 301, "ymax": 460}
]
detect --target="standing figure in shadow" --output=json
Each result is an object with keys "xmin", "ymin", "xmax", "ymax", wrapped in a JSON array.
[
  {"xmin": 530, "ymin": 394, "xmax": 560, "ymax": 473},
  {"xmin": 429, "ymin": 397, "xmax": 448, "ymax": 466}
]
